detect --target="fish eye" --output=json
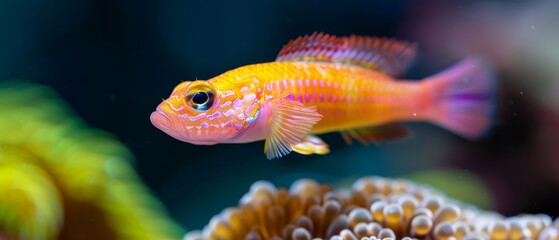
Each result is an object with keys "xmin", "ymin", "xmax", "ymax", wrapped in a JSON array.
[
  {"xmin": 192, "ymin": 92, "xmax": 208, "ymax": 104},
  {"xmin": 187, "ymin": 90, "xmax": 214, "ymax": 111}
]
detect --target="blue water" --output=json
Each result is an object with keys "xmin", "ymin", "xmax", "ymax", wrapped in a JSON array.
[{"xmin": 1, "ymin": 0, "xmax": 558, "ymax": 236}]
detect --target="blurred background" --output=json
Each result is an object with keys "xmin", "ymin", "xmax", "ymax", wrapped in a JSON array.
[{"xmin": 1, "ymin": 0, "xmax": 559, "ymax": 237}]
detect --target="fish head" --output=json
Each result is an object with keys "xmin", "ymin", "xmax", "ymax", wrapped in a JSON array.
[{"xmin": 150, "ymin": 79, "xmax": 262, "ymax": 145}]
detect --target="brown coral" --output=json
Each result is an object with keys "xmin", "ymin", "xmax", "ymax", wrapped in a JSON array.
[{"xmin": 185, "ymin": 177, "xmax": 559, "ymax": 240}]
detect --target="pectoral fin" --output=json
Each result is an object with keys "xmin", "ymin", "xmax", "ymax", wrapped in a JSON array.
[
  {"xmin": 263, "ymin": 92, "xmax": 322, "ymax": 159},
  {"xmin": 291, "ymin": 135, "xmax": 330, "ymax": 155},
  {"xmin": 341, "ymin": 123, "xmax": 412, "ymax": 145}
]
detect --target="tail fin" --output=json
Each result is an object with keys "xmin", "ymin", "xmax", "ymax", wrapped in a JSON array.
[{"xmin": 423, "ymin": 56, "xmax": 497, "ymax": 140}]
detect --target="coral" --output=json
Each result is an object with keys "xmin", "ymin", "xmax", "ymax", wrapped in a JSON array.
[
  {"xmin": 0, "ymin": 81, "xmax": 184, "ymax": 239},
  {"xmin": 185, "ymin": 176, "xmax": 559, "ymax": 240}
]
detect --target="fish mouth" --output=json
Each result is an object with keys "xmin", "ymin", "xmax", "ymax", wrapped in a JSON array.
[
  {"xmin": 150, "ymin": 108, "xmax": 218, "ymax": 145},
  {"xmin": 150, "ymin": 108, "xmax": 173, "ymax": 130}
]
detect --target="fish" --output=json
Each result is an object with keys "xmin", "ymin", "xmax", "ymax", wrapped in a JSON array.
[{"xmin": 150, "ymin": 32, "xmax": 496, "ymax": 159}]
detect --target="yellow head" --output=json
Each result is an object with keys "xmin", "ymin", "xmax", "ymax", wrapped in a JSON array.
[{"xmin": 150, "ymin": 79, "xmax": 262, "ymax": 145}]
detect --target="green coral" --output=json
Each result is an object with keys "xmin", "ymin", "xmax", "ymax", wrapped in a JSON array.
[{"xmin": 0, "ymin": 80, "xmax": 184, "ymax": 239}]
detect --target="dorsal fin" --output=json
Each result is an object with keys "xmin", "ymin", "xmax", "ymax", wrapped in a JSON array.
[{"xmin": 275, "ymin": 32, "xmax": 417, "ymax": 76}]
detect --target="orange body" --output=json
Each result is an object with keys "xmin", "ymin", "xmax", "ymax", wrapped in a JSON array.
[
  {"xmin": 212, "ymin": 61, "xmax": 428, "ymax": 134},
  {"xmin": 151, "ymin": 33, "xmax": 495, "ymax": 159}
]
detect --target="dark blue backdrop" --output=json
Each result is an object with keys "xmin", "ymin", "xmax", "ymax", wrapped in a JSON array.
[{"xmin": 2, "ymin": 0, "xmax": 556, "ymax": 231}]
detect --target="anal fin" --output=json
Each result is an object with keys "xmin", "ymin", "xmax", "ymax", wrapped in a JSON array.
[{"xmin": 341, "ymin": 123, "xmax": 413, "ymax": 145}]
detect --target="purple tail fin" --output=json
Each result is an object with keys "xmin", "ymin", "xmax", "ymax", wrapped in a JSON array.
[{"xmin": 424, "ymin": 56, "xmax": 497, "ymax": 139}]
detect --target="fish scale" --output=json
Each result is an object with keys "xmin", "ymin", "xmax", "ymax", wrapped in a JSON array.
[
  {"xmin": 215, "ymin": 61, "xmax": 426, "ymax": 134},
  {"xmin": 151, "ymin": 33, "xmax": 496, "ymax": 159}
]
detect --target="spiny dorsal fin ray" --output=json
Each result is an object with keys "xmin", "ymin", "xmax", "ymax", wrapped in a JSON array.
[{"xmin": 275, "ymin": 32, "xmax": 417, "ymax": 77}]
